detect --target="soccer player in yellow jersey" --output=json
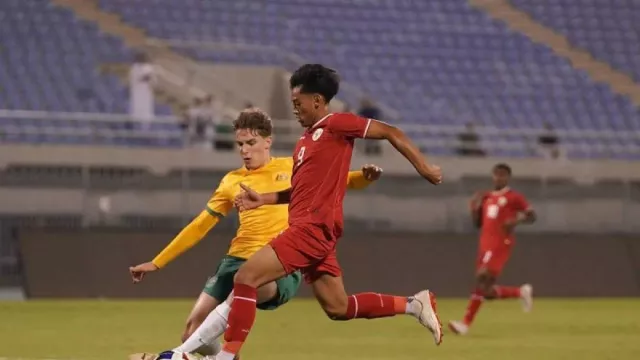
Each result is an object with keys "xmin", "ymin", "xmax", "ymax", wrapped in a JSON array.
[{"xmin": 129, "ymin": 108, "xmax": 381, "ymax": 358}]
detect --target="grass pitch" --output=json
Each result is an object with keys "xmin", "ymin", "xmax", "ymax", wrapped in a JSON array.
[{"xmin": 0, "ymin": 298, "xmax": 639, "ymax": 360}]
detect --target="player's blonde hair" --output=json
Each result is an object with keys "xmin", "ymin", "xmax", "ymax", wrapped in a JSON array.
[{"xmin": 233, "ymin": 108, "xmax": 273, "ymax": 137}]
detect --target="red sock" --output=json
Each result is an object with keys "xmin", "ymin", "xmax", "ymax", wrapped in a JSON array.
[
  {"xmin": 463, "ymin": 289, "xmax": 484, "ymax": 325},
  {"xmin": 345, "ymin": 292, "xmax": 407, "ymax": 319},
  {"xmin": 222, "ymin": 283, "xmax": 257, "ymax": 356},
  {"xmin": 494, "ymin": 285, "xmax": 521, "ymax": 299}
]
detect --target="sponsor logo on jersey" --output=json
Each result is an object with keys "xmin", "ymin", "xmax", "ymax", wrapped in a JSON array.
[
  {"xmin": 312, "ymin": 128, "xmax": 323, "ymax": 141},
  {"xmin": 275, "ymin": 172, "xmax": 289, "ymax": 181},
  {"xmin": 498, "ymin": 196, "xmax": 507, "ymax": 206}
]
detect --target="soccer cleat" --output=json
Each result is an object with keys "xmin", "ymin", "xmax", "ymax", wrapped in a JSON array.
[
  {"xmin": 520, "ymin": 283, "xmax": 533, "ymax": 313},
  {"xmin": 410, "ymin": 290, "xmax": 443, "ymax": 345},
  {"xmin": 141, "ymin": 351, "xmax": 200, "ymax": 360},
  {"xmin": 448, "ymin": 320, "xmax": 470, "ymax": 335}
]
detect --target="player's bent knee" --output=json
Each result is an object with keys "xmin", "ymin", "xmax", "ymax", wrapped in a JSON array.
[
  {"xmin": 233, "ymin": 266, "xmax": 260, "ymax": 288},
  {"xmin": 478, "ymin": 281, "xmax": 497, "ymax": 300}
]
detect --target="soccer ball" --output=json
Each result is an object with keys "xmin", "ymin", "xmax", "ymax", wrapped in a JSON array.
[{"xmin": 156, "ymin": 351, "xmax": 197, "ymax": 360}]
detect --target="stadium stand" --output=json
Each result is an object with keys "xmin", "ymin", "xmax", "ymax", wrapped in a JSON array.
[
  {"xmin": 0, "ymin": 0, "xmax": 171, "ymax": 114},
  {"xmin": 95, "ymin": 0, "xmax": 640, "ymax": 159},
  {"xmin": 511, "ymin": 0, "xmax": 640, "ymax": 83},
  {"xmin": 0, "ymin": 0, "xmax": 639, "ymax": 158}
]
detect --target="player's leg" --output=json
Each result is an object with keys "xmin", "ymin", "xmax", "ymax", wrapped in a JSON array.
[
  {"xmin": 450, "ymin": 247, "xmax": 530, "ymax": 335},
  {"xmin": 308, "ymin": 254, "xmax": 443, "ymax": 345},
  {"xmin": 256, "ymin": 271, "xmax": 302, "ymax": 311},
  {"xmin": 179, "ymin": 292, "xmax": 222, "ymax": 354},
  {"xmin": 176, "ymin": 281, "xmax": 280, "ymax": 355},
  {"xmin": 175, "ymin": 257, "xmax": 240, "ymax": 355},
  {"xmin": 481, "ymin": 248, "xmax": 532, "ymax": 308},
  {"xmin": 178, "ymin": 272, "xmax": 301, "ymax": 358},
  {"xmin": 449, "ymin": 246, "xmax": 499, "ymax": 335},
  {"xmin": 216, "ymin": 245, "xmax": 290, "ymax": 360}
]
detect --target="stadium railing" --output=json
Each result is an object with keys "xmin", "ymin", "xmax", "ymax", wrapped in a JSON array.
[{"xmin": 1, "ymin": 110, "xmax": 639, "ymax": 159}]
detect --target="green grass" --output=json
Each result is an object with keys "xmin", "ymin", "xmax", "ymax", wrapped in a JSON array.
[{"xmin": 1, "ymin": 299, "xmax": 639, "ymax": 360}]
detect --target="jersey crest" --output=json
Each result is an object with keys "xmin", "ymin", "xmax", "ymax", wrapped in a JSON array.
[
  {"xmin": 275, "ymin": 172, "xmax": 289, "ymax": 181},
  {"xmin": 312, "ymin": 128, "xmax": 324, "ymax": 141}
]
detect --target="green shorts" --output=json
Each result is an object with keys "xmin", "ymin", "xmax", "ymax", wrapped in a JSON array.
[{"xmin": 203, "ymin": 255, "xmax": 302, "ymax": 310}]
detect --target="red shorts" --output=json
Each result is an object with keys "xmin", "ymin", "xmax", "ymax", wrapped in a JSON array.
[
  {"xmin": 269, "ymin": 224, "xmax": 341, "ymax": 284},
  {"xmin": 476, "ymin": 243, "xmax": 513, "ymax": 276}
]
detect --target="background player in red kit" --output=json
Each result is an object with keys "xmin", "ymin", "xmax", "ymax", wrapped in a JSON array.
[
  {"xmin": 449, "ymin": 163, "xmax": 536, "ymax": 335},
  {"xmin": 213, "ymin": 64, "xmax": 444, "ymax": 360}
]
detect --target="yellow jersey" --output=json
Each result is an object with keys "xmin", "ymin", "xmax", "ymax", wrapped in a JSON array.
[{"xmin": 152, "ymin": 157, "xmax": 372, "ymax": 267}]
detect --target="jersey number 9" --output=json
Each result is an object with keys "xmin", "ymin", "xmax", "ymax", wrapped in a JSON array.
[{"xmin": 296, "ymin": 146, "xmax": 306, "ymax": 167}]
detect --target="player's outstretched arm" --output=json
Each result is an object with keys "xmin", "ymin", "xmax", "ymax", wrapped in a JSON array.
[
  {"xmin": 365, "ymin": 120, "xmax": 442, "ymax": 185},
  {"xmin": 129, "ymin": 176, "xmax": 232, "ymax": 283},
  {"xmin": 347, "ymin": 164, "xmax": 383, "ymax": 190},
  {"xmin": 129, "ymin": 211, "xmax": 219, "ymax": 283},
  {"xmin": 130, "ymin": 212, "xmax": 218, "ymax": 281}
]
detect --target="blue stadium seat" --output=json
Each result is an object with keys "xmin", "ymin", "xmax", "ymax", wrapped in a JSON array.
[{"xmin": 3, "ymin": 0, "xmax": 639, "ymax": 157}]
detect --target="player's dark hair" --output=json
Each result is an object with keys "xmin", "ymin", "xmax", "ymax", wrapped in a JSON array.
[
  {"xmin": 233, "ymin": 108, "xmax": 272, "ymax": 137},
  {"xmin": 289, "ymin": 64, "xmax": 340, "ymax": 103},
  {"xmin": 493, "ymin": 163, "xmax": 512, "ymax": 175}
]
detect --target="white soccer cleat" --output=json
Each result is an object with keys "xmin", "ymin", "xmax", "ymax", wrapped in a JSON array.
[
  {"xmin": 447, "ymin": 320, "xmax": 469, "ymax": 335},
  {"xmin": 520, "ymin": 283, "xmax": 533, "ymax": 313},
  {"xmin": 410, "ymin": 290, "xmax": 443, "ymax": 345}
]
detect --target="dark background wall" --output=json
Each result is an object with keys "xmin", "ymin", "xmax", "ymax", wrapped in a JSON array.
[{"xmin": 19, "ymin": 228, "xmax": 640, "ymax": 298}]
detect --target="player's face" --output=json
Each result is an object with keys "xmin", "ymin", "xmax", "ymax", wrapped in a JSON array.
[
  {"xmin": 291, "ymin": 86, "xmax": 321, "ymax": 127},
  {"xmin": 492, "ymin": 168, "xmax": 510, "ymax": 190},
  {"xmin": 235, "ymin": 129, "xmax": 272, "ymax": 169}
]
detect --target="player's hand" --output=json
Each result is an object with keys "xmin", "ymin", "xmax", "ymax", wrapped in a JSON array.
[
  {"xmin": 129, "ymin": 262, "xmax": 159, "ymax": 284},
  {"xmin": 503, "ymin": 219, "xmax": 517, "ymax": 234},
  {"xmin": 362, "ymin": 164, "xmax": 383, "ymax": 181},
  {"xmin": 420, "ymin": 165, "xmax": 442, "ymax": 185},
  {"xmin": 234, "ymin": 183, "xmax": 264, "ymax": 211}
]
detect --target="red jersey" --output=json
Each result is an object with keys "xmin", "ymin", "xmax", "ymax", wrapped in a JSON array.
[
  {"xmin": 479, "ymin": 188, "xmax": 531, "ymax": 247},
  {"xmin": 289, "ymin": 112, "xmax": 372, "ymax": 239}
]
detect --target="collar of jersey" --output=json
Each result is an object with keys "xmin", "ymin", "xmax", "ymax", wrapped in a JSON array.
[
  {"xmin": 491, "ymin": 187, "xmax": 510, "ymax": 196},
  {"xmin": 310, "ymin": 113, "xmax": 334, "ymax": 129}
]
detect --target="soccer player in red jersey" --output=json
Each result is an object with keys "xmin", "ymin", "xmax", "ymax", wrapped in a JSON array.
[
  {"xmin": 212, "ymin": 64, "xmax": 444, "ymax": 360},
  {"xmin": 449, "ymin": 163, "xmax": 537, "ymax": 335}
]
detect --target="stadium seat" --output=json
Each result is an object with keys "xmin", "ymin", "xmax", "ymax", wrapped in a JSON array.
[
  {"xmin": 3, "ymin": 0, "xmax": 639, "ymax": 157},
  {"xmin": 93, "ymin": 0, "xmax": 640, "ymax": 158},
  {"xmin": 0, "ymin": 0, "xmax": 174, "ymax": 145}
]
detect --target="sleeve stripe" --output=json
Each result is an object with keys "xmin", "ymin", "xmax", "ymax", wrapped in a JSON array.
[
  {"xmin": 205, "ymin": 207, "xmax": 225, "ymax": 218},
  {"xmin": 363, "ymin": 118, "xmax": 372, "ymax": 138}
]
